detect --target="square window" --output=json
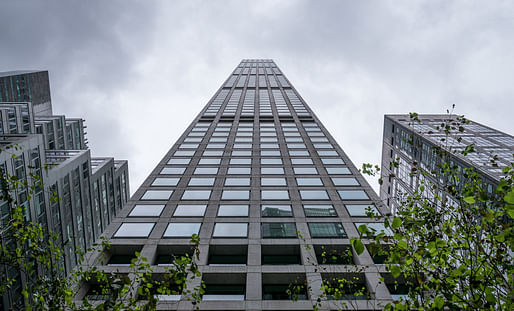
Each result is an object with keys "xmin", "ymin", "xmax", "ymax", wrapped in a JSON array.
[
  {"xmin": 289, "ymin": 150, "xmax": 309, "ymax": 156},
  {"xmin": 173, "ymin": 205, "xmax": 207, "ymax": 217},
  {"xmin": 287, "ymin": 143, "xmax": 306, "ymax": 149},
  {"xmin": 174, "ymin": 150, "xmax": 195, "ymax": 156},
  {"xmin": 308, "ymin": 223, "xmax": 346, "ymax": 238},
  {"xmin": 261, "ymin": 144, "xmax": 279, "ymax": 149},
  {"xmin": 233, "ymin": 144, "xmax": 252, "ymax": 149},
  {"xmin": 218, "ymin": 205, "xmax": 249, "ymax": 217},
  {"xmin": 261, "ymin": 178, "xmax": 287, "ymax": 186},
  {"xmin": 129, "ymin": 205, "xmax": 165, "ymax": 217},
  {"xmin": 213, "ymin": 223, "xmax": 248, "ymax": 237},
  {"xmin": 141, "ymin": 190, "xmax": 173, "ymax": 200},
  {"xmin": 326, "ymin": 167, "xmax": 351, "ymax": 175},
  {"xmin": 321, "ymin": 158, "xmax": 345, "ymax": 165},
  {"xmin": 296, "ymin": 178, "xmax": 323, "ymax": 186},
  {"xmin": 161, "ymin": 167, "xmax": 186, "ymax": 175},
  {"xmin": 291, "ymin": 158, "xmax": 313, "ymax": 165},
  {"xmin": 313, "ymin": 143, "xmax": 333, "ymax": 149},
  {"xmin": 262, "ymin": 190, "xmax": 289, "ymax": 200},
  {"xmin": 293, "ymin": 167, "xmax": 318, "ymax": 175},
  {"xmin": 331, "ymin": 177, "xmax": 359, "ymax": 186},
  {"xmin": 261, "ymin": 150, "xmax": 281, "ymax": 156},
  {"xmin": 261, "ymin": 205, "xmax": 292, "ymax": 217},
  {"xmin": 317, "ymin": 150, "xmax": 338, "ymax": 156},
  {"xmin": 179, "ymin": 143, "xmax": 199, "ymax": 149},
  {"xmin": 167, "ymin": 158, "xmax": 191, "ymax": 165},
  {"xmin": 188, "ymin": 178, "xmax": 215, "ymax": 186},
  {"xmin": 227, "ymin": 167, "xmax": 251, "ymax": 175},
  {"xmin": 262, "ymin": 223, "xmax": 297, "ymax": 238},
  {"xmin": 300, "ymin": 190, "xmax": 329, "ymax": 200},
  {"xmin": 260, "ymin": 158, "xmax": 282, "ymax": 165},
  {"xmin": 221, "ymin": 190, "xmax": 250, "ymax": 200},
  {"xmin": 181, "ymin": 190, "xmax": 211, "ymax": 200},
  {"xmin": 203, "ymin": 150, "xmax": 224, "ymax": 156},
  {"xmin": 114, "ymin": 223, "xmax": 155, "ymax": 237},
  {"xmin": 338, "ymin": 190, "xmax": 369, "ymax": 200},
  {"xmin": 232, "ymin": 150, "xmax": 252, "ymax": 156},
  {"xmin": 163, "ymin": 223, "xmax": 201, "ymax": 237},
  {"xmin": 194, "ymin": 167, "xmax": 219, "ymax": 175},
  {"xmin": 303, "ymin": 205, "xmax": 336, "ymax": 217},
  {"xmin": 346, "ymin": 205, "xmax": 380, "ymax": 217},
  {"xmin": 206, "ymin": 143, "xmax": 226, "ymax": 149},
  {"xmin": 199, "ymin": 158, "xmax": 221, "ymax": 165},
  {"xmin": 230, "ymin": 158, "xmax": 252, "ymax": 165},
  {"xmin": 225, "ymin": 178, "xmax": 251, "ymax": 186},
  {"xmin": 261, "ymin": 167, "xmax": 285, "ymax": 175},
  {"xmin": 152, "ymin": 178, "xmax": 180, "ymax": 186},
  {"xmin": 355, "ymin": 223, "xmax": 392, "ymax": 237}
]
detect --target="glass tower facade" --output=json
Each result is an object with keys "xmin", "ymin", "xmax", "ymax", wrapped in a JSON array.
[{"xmin": 84, "ymin": 59, "xmax": 395, "ymax": 310}]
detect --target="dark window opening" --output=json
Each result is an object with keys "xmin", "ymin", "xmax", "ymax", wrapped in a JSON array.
[
  {"xmin": 262, "ymin": 245, "xmax": 301, "ymax": 265},
  {"xmin": 314, "ymin": 245, "xmax": 353, "ymax": 265}
]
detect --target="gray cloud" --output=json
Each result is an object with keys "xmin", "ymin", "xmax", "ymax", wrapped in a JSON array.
[{"xmin": 1, "ymin": 0, "xmax": 513, "ymax": 193}]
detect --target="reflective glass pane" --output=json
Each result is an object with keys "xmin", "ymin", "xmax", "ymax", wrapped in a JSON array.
[
  {"xmin": 261, "ymin": 223, "xmax": 297, "ymax": 238},
  {"xmin": 260, "ymin": 158, "xmax": 282, "ymax": 165},
  {"xmin": 261, "ymin": 167, "xmax": 284, "ymax": 174},
  {"xmin": 345, "ymin": 204, "xmax": 380, "ymax": 217},
  {"xmin": 114, "ymin": 223, "xmax": 154, "ymax": 237},
  {"xmin": 338, "ymin": 190, "xmax": 369, "ymax": 200},
  {"xmin": 129, "ymin": 205, "xmax": 165, "ymax": 217},
  {"xmin": 181, "ymin": 190, "xmax": 211, "ymax": 200},
  {"xmin": 174, "ymin": 151, "xmax": 195, "ymax": 156},
  {"xmin": 261, "ymin": 205, "xmax": 293, "ymax": 217},
  {"xmin": 168, "ymin": 158, "xmax": 191, "ymax": 165},
  {"xmin": 194, "ymin": 167, "xmax": 219, "ymax": 175},
  {"xmin": 331, "ymin": 177, "xmax": 359, "ymax": 186},
  {"xmin": 355, "ymin": 222, "xmax": 392, "ymax": 236},
  {"xmin": 141, "ymin": 190, "xmax": 173, "ymax": 200},
  {"xmin": 321, "ymin": 158, "xmax": 345, "ymax": 165},
  {"xmin": 218, "ymin": 205, "xmax": 249, "ymax": 217},
  {"xmin": 227, "ymin": 167, "xmax": 251, "ymax": 175},
  {"xmin": 232, "ymin": 151, "xmax": 251, "ymax": 156},
  {"xmin": 296, "ymin": 178, "xmax": 323, "ymax": 186},
  {"xmin": 308, "ymin": 223, "xmax": 346, "ymax": 238},
  {"xmin": 317, "ymin": 150, "xmax": 338, "ymax": 156},
  {"xmin": 213, "ymin": 223, "xmax": 248, "ymax": 237},
  {"xmin": 261, "ymin": 150, "xmax": 280, "ymax": 156},
  {"xmin": 293, "ymin": 167, "xmax": 318, "ymax": 174},
  {"xmin": 188, "ymin": 178, "xmax": 215, "ymax": 186},
  {"xmin": 161, "ymin": 167, "xmax": 186, "ymax": 175},
  {"xmin": 203, "ymin": 150, "xmax": 224, "ymax": 156},
  {"xmin": 303, "ymin": 205, "xmax": 336, "ymax": 217},
  {"xmin": 300, "ymin": 190, "xmax": 329, "ymax": 200},
  {"xmin": 173, "ymin": 205, "xmax": 207, "ymax": 217},
  {"xmin": 163, "ymin": 223, "xmax": 201, "ymax": 237},
  {"xmin": 262, "ymin": 190, "xmax": 289, "ymax": 200},
  {"xmin": 230, "ymin": 158, "xmax": 251, "ymax": 165},
  {"xmin": 261, "ymin": 178, "xmax": 287, "ymax": 186},
  {"xmin": 225, "ymin": 178, "xmax": 251, "ymax": 186},
  {"xmin": 199, "ymin": 158, "xmax": 221, "ymax": 165},
  {"xmin": 326, "ymin": 167, "xmax": 351, "ymax": 175},
  {"xmin": 291, "ymin": 158, "xmax": 313, "ymax": 165},
  {"xmin": 221, "ymin": 190, "xmax": 250, "ymax": 200},
  {"xmin": 152, "ymin": 178, "xmax": 180, "ymax": 186}
]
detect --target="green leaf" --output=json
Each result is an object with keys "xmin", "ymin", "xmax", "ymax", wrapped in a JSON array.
[
  {"xmin": 351, "ymin": 238, "xmax": 365, "ymax": 255},
  {"xmin": 391, "ymin": 217, "xmax": 401, "ymax": 229},
  {"xmin": 504, "ymin": 190, "xmax": 514, "ymax": 204},
  {"xmin": 463, "ymin": 196, "xmax": 475, "ymax": 204},
  {"xmin": 433, "ymin": 296, "xmax": 444, "ymax": 309},
  {"xmin": 397, "ymin": 240, "xmax": 408, "ymax": 249},
  {"xmin": 390, "ymin": 265, "xmax": 401, "ymax": 278}
]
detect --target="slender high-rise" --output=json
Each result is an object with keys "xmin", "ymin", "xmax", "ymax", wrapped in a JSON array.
[{"xmin": 83, "ymin": 60, "xmax": 400, "ymax": 310}]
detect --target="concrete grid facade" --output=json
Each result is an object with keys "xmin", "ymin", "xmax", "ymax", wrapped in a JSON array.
[{"xmin": 86, "ymin": 59, "xmax": 398, "ymax": 310}]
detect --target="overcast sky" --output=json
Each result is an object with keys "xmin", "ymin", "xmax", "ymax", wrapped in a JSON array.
[{"xmin": 1, "ymin": 0, "xmax": 513, "ymax": 194}]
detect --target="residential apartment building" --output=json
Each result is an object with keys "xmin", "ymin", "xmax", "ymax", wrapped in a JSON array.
[
  {"xmin": 0, "ymin": 71, "xmax": 130, "ymax": 310},
  {"xmin": 81, "ymin": 60, "xmax": 400, "ymax": 310},
  {"xmin": 380, "ymin": 114, "xmax": 514, "ymax": 211}
]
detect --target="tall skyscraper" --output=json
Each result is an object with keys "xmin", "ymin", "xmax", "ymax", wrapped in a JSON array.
[
  {"xmin": 0, "ymin": 71, "xmax": 130, "ymax": 310},
  {"xmin": 82, "ymin": 59, "xmax": 399, "ymax": 310},
  {"xmin": 380, "ymin": 114, "xmax": 514, "ymax": 211}
]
